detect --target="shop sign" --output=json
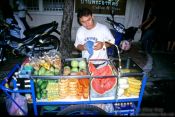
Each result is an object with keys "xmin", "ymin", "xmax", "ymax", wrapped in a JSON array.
[{"xmin": 75, "ymin": 0, "xmax": 127, "ymax": 15}]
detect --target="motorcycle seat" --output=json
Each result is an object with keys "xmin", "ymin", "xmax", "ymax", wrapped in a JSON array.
[{"xmin": 23, "ymin": 21, "xmax": 57, "ymax": 37}]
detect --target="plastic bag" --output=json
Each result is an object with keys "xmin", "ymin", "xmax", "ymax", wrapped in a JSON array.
[
  {"xmin": 5, "ymin": 93, "xmax": 28, "ymax": 115},
  {"xmin": 85, "ymin": 41, "xmax": 94, "ymax": 59}
]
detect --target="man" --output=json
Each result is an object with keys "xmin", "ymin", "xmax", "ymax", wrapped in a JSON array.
[
  {"xmin": 139, "ymin": 0, "xmax": 158, "ymax": 54},
  {"xmin": 74, "ymin": 8, "xmax": 115, "ymax": 111},
  {"xmin": 74, "ymin": 7, "xmax": 115, "ymax": 61},
  {"xmin": 139, "ymin": 0, "xmax": 159, "ymax": 71}
]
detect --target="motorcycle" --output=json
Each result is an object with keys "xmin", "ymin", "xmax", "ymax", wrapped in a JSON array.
[
  {"xmin": 105, "ymin": 13, "xmax": 138, "ymax": 57},
  {"xmin": 0, "ymin": 19, "xmax": 60, "ymax": 63}
]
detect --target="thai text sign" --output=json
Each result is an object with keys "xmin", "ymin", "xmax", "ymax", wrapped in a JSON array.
[{"xmin": 75, "ymin": 0, "xmax": 127, "ymax": 15}]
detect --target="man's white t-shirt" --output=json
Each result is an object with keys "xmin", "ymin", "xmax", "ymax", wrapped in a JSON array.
[{"xmin": 74, "ymin": 22, "xmax": 115, "ymax": 60}]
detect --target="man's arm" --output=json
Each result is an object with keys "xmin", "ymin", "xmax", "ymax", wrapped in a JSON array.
[
  {"xmin": 76, "ymin": 41, "xmax": 113, "ymax": 51},
  {"xmin": 94, "ymin": 41, "xmax": 113, "ymax": 50},
  {"xmin": 105, "ymin": 42, "xmax": 113, "ymax": 48},
  {"xmin": 144, "ymin": 16, "xmax": 156, "ymax": 30},
  {"xmin": 76, "ymin": 44, "xmax": 86, "ymax": 51}
]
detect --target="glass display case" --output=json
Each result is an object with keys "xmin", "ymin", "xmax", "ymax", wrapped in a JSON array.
[{"xmin": 0, "ymin": 56, "xmax": 148, "ymax": 116}]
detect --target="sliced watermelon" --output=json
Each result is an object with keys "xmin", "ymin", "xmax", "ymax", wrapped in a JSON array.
[
  {"xmin": 90, "ymin": 64, "xmax": 117, "ymax": 95},
  {"xmin": 91, "ymin": 78, "xmax": 105, "ymax": 94},
  {"xmin": 91, "ymin": 78, "xmax": 116, "ymax": 94},
  {"xmin": 88, "ymin": 62, "xmax": 97, "ymax": 73}
]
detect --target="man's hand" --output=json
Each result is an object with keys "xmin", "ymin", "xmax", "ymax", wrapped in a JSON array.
[
  {"xmin": 94, "ymin": 41, "xmax": 104, "ymax": 50},
  {"xmin": 77, "ymin": 44, "xmax": 86, "ymax": 51}
]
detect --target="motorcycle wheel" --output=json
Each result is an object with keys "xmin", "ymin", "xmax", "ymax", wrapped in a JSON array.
[{"xmin": 33, "ymin": 35, "xmax": 60, "ymax": 55}]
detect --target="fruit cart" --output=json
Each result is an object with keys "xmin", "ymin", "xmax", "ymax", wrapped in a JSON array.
[{"xmin": 0, "ymin": 52, "xmax": 148, "ymax": 116}]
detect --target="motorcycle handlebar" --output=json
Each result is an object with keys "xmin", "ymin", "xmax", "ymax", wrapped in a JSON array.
[
  {"xmin": 0, "ymin": 21, "xmax": 21, "ymax": 31},
  {"xmin": 10, "ymin": 24, "xmax": 21, "ymax": 30},
  {"xmin": 106, "ymin": 17, "xmax": 125, "ymax": 34},
  {"xmin": 53, "ymin": 21, "xmax": 58, "ymax": 29},
  {"xmin": 106, "ymin": 17, "xmax": 125, "ymax": 29}
]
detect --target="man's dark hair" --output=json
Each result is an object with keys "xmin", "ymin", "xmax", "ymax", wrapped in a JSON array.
[{"xmin": 77, "ymin": 7, "xmax": 92, "ymax": 25}]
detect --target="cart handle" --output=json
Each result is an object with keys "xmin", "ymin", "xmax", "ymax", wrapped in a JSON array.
[
  {"xmin": 0, "ymin": 64, "xmax": 21, "ymax": 86},
  {"xmin": 0, "ymin": 85, "xmax": 31, "ymax": 93},
  {"xmin": 0, "ymin": 64, "xmax": 32, "ymax": 93},
  {"xmin": 113, "ymin": 45, "xmax": 122, "ymax": 78}
]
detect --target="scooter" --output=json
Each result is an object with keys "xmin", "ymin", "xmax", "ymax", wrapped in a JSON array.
[
  {"xmin": 0, "ymin": 19, "xmax": 60, "ymax": 63},
  {"xmin": 105, "ymin": 13, "xmax": 138, "ymax": 57}
]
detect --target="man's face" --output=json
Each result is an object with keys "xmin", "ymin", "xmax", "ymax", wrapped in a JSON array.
[{"xmin": 79, "ymin": 15, "xmax": 95, "ymax": 30}]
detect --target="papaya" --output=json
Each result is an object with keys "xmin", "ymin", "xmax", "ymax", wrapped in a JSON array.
[{"xmin": 79, "ymin": 78, "xmax": 89, "ymax": 88}]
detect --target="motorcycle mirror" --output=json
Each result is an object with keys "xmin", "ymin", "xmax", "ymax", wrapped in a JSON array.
[{"xmin": 109, "ymin": 9, "xmax": 115, "ymax": 21}]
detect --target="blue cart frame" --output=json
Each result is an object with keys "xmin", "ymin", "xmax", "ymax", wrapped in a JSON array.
[{"xmin": 0, "ymin": 58, "xmax": 148, "ymax": 116}]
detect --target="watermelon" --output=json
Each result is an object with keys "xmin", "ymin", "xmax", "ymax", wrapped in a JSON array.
[
  {"xmin": 88, "ymin": 62, "xmax": 97, "ymax": 73},
  {"xmin": 89, "ymin": 63, "xmax": 117, "ymax": 94},
  {"xmin": 91, "ymin": 78, "xmax": 116, "ymax": 94}
]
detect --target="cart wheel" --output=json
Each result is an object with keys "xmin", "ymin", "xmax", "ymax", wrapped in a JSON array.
[{"xmin": 56, "ymin": 104, "xmax": 107, "ymax": 115}]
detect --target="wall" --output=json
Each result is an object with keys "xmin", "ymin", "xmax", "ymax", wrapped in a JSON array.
[{"xmin": 26, "ymin": 0, "xmax": 145, "ymax": 42}]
